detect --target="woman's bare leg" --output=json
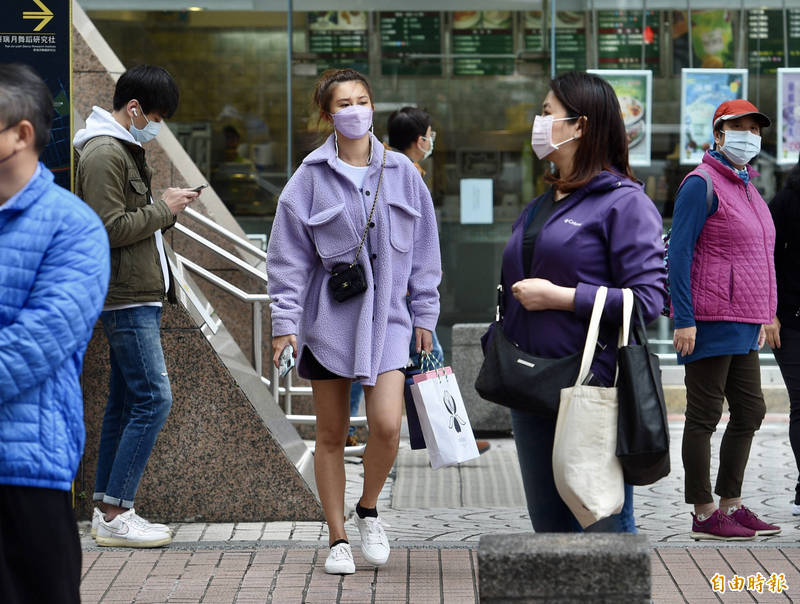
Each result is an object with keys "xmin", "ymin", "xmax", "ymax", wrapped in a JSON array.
[{"xmin": 311, "ymin": 378, "xmax": 352, "ymax": 544}]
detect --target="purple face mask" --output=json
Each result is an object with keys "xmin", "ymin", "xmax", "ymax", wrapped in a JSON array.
[{"xmin": 332, "ymin": 105, "xmax": 373, "ymax": 139}]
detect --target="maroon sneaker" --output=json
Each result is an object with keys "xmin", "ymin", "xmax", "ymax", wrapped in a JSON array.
[
  {"xmin": 691, "ymin": 509, "xmax": 756, "ymax": 541},
  {"xmin": 727, "ymin": 506, "xmax": 781, "ymax": 536}
]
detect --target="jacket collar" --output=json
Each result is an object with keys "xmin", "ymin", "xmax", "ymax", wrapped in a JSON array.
[
  {"xmin": 303, "ymin": 133, "xmax": 401, "ymax": 171},
  {"xmin": 5, "ymin": 162, "xmax": 51, "ymax": 214},
  {"xmin": 702, "ymin": 150, "xmax": 760, "ymax": 184}
]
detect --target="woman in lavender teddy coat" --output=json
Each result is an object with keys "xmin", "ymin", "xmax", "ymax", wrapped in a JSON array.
[{"xmin": 266, "ymin": 68, "xmax": 441, "ymax": 575}]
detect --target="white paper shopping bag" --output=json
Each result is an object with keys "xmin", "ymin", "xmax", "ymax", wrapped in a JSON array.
[{"xmin": 410, "ymin": 367, "xmax": 480, "ymax": 469}]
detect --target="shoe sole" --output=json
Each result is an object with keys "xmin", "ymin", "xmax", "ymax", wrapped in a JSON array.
[
  {"xmin": 95, "ymin": 535, "xmax": 172, "ymax": 548},
  {"xmin": 91, "ymin": 528, "xmax": 97, "ymax": 538},
  {"xmin": 324, "ymin": 565, "xmax": 355, "ymax": 575},
  {"xmin": 360, "ymin": 547, "xmax": 389, "ymax": 566},
  {"xmin": 755, "ymin": 529, "xmax": 781, "ymax": 536},
  {"xmin": 690, "ymin": 531, "xmax": 755, "ymax": 541}
]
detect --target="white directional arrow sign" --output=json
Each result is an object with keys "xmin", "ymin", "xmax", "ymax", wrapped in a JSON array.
[{"xmin": 22, "ymin": 0, "xmax": 53, "ymax": 32}]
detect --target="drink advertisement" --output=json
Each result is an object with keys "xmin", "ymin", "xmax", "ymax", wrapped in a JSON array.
[
  {"xmin": 680, "ymin": 69, "xmax": 748, "ymax": 165},
  {"xmin": 588, "ymin": 70, "xmax": 652, "ymax": 166},
  {"xmin": 777, "ymin": 69, "xmax": 800, "ymax": 165}
]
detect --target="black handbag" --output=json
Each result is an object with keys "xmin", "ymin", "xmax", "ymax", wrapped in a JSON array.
[
  {"xmin": 328, "ymin": 147, "xmax": 386, "ymax": 303},
  {"xmin": 474, "ymin": 285, "xmax": 581, "ymax": 419},
  {"xmin": 615, "ymin": 297, "xmax": 670, "ymax": 486}
]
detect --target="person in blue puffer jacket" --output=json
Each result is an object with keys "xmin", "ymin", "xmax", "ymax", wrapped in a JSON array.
[{"xmin": 0, "ymin": 63, "xmax": 109, "ymax": 604}]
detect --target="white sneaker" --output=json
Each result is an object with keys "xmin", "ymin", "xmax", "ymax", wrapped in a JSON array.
[
  {"xmin": 91, "ymin": 507, "xmax": 171, "ymax": 538},
  {"xmin": 95, "ymin": 509, "xmax": 172, "ymax": 548},
  {"xmin": 792, "ymin": 503, "xmax": 800, "ymax": 516},
  {"xmin": 354, "ymin": 515, "xmax": 390, "ymax": 566},
  {"xmin": 324, "ymin": 542, "xmax": 355, "ymax": 575}
]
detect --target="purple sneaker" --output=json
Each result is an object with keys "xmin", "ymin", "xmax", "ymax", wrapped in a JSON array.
[
  {"xmin": 727, "ymin": 506, "xmax": 781, "ymax": 536},
  {"xmin": 691, "ymin": 509, "xmax": 755, "ymax": 541}
]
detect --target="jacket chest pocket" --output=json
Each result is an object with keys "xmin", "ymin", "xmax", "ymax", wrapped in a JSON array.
[
  {"xmin": 127, "ymin": 169, "xmax": 149, "ymax": 209},
  {"xmin": 308, "ymin": 204, "xmax": 359, "ymax": 258},
  {"xmin": 387, "ymin": 199, "xmax": 421, "ymax": 253}
]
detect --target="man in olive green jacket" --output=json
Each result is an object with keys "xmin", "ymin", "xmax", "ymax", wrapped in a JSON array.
[{"xmin": 73, "ymin": 65, "xmax": 199, "ymax": 548}]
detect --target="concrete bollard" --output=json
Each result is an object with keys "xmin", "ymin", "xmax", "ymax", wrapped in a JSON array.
[{"xmin": 478, "ymin": 532, "xmax": 650, "ymax": 603}]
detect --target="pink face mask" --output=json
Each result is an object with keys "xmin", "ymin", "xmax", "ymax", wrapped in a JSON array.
[
  {"xmin": 531, "ymin": 114, "xmax": 579, "ymax": 160},
  {"xmin": 332, "ymin": 105, "xmax": 373, "ymax": 140}
]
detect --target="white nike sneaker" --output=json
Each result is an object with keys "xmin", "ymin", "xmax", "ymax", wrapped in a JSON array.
[
  {"xmin": 91, "ymin": 507, "xmax": 171, "ymax": 538},
  {"xmin": 354, "ymin": 515, "xmax": 390, "ymax": 566},
  {"xmin": 95, "ymin": 509, "xmax": 172, "ymax": 548},
  {"xmin": 324, "ymin": 542, "xmax": 355, "ymax": 575}
]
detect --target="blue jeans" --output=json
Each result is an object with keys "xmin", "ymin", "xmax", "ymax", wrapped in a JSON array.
[
  {"xmin": 510, "ymin": 408, "xmax": 637, "ymax": 533},
  {"xmin": 93, "ymin": 306, "xmax": 173, "ymax": 508}
]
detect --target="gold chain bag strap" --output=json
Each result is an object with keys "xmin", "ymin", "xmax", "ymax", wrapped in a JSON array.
[{"xmin": 329, "ymin": 146, "xmax": 387, "ymax": 303}]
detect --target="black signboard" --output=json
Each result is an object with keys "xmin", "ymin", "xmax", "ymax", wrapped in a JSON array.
[
  {"xmin": 748, "ymin": 10, "xmax": 785, "ymax": 74},
  {"xmin": 597, "ymin": 10, "xmax": 659, "ymax": 70},
  {"xmin": 308, "ymin": 11, "xmax": 369, "ymax": 75},
  {"xmin": 0, "ymin": 0, "xmax": 71, "ymax": 191},
  {"xmin": 380, "ymin": 12, "xmax": 441, "ymax": 76},
  {"xmin": 452, "ymin": 11, "xmax": 514, "ymax": 76},
  {"xmin": 554, "ymin": 11, "xmax": 587, "ymax": 73},
  {"xmin": 790, "ymin": 9, "xmax": 800, "ymax": 68}
]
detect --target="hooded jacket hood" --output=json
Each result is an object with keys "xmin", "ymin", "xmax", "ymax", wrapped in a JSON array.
[{"xmin": 73, "ymin": 106, "xmax": 140, "ymax": 151}]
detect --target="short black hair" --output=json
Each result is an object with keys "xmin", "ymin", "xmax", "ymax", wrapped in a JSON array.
[
  {"xmin": 113, "ymin": 65, "xmax": 179, "ymax": 119},
  {"xmin": 0, "ymin": 63, "xmax": 53, "ymax": 153},
  {"xmin": 387, "ymin": 107, "xmax": 431, "ymax": 152}
]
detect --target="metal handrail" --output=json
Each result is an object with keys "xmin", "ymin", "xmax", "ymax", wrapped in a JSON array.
[
  {"xmin": 177, "ymin": 255, "xmax": 269, "ymax": 303},
  {"xmin": 174, "ymin": 222, "xmax": 267, "ymax": 284},
  {"xmin": 183, "ymin": 207, "xmax": 266, "ymax": 261}
]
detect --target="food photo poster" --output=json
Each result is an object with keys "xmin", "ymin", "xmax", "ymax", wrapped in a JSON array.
[
  {"xmin": 777, "ymin": 69, "xmax": 800, "ymax": 166},
  {"xmin": 588, "ymin": 69, "xmax": 652, "ymax": 166},
  {"xmin": 680, "ymin": 68, "xmax": 748, "ymax": 165}
]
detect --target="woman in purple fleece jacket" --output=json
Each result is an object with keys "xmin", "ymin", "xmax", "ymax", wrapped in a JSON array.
[
  {"xmin": 266, "ymin": 69, "xmax": 441, "ymax": 575},
  {"xmin": 499, "ymin": 72, "xmax": 666, "ymax": 533}
]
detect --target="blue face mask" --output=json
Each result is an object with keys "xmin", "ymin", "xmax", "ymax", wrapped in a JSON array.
[{"xmin": 129, "ymin": 105, "xmax": 162, "ymax": 143}]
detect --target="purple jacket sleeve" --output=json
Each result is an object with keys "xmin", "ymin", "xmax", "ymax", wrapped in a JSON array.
[
  {"xmin": 407, "ymin": 171, "xmax": 442, "ymax": 331},
  {"xmin": 574, "ymin": 191, "xmax": 667, "ymax": 325},
  {"xmin": 266, "ymin": 185, "xmax": 317, "ymax": 337}
]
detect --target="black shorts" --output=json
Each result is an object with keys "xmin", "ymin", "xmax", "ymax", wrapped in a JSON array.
[{"xmin": 298, "ymin": 347, "xmax": 347, "ymax": 380}]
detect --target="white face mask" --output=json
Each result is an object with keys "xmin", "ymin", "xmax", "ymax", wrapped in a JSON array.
[
  {"xmin": 720, "ymin": 130, "xmax": 761, "ymax": 165},
  {"xmin": 129, "ymin": 106, "xmax": 162, "ymax": 143},
  {"xmin": 419, "ymin": 132, "xmax": 435, "ymax": 161},
  {"xmin": 531, "ymin": 115, "xmax": 579, "ymax": 160}
]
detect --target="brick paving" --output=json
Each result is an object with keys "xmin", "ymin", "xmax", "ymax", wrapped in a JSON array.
[{"xmin": 81, "ymin": 419, "xmax": 800, "ymax": 602}]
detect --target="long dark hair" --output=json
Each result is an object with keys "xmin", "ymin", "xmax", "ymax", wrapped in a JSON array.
[{"xmin": 545, "ymin": 72, "xmax": 635, "ymax": 193}]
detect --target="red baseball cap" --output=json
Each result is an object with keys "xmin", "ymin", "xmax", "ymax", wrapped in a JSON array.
[{"xmin": 713, "ymin": 99, "xmax": 771, "ymax": 130}]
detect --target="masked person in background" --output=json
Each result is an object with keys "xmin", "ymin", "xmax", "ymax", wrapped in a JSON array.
[
  {"xmin": 492, "ymin": 72, "xmax": 666, "ymax": 533},
  {"xmin": 267, "ymin": 69, "xmax": 441, "ymax": 575},
  {"xmin": 74, "ymin": 65, "xmax": 200, "ymax": 548},
  {"xmin": 669, "ymin": 99, "xmax": 779, "ymax": 540}
]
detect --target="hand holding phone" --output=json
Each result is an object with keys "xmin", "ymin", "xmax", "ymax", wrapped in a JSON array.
[{"xmin": 279, "ymin": 345, "xmax": 295, "ymax": 377}]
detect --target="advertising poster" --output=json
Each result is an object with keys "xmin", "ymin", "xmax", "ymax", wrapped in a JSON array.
[
  {"xmin": 588, "ymin": 70, "xmax": 652, "ymax": 166},
  {"xmin": 672, "ymin": 10, "xmax": 734, "ymax": 73},
  {"xmin": 777, "ymin": 69, "xmax": 800, "ymax": 165},
  {"xmin": 0, "ymin": 0, "xmax": 71, "ymax": 190},
  {"xmin": 680, "ymin": 69, "xmax": 747, "ymax": 165}
]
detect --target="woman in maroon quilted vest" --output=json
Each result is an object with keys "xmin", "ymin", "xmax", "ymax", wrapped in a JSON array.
[{"xmin": 669, "ymin": 99, "xmax": 778, "ymax": 541}]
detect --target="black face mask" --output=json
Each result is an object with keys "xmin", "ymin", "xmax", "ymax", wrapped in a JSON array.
[{"xmin": 0, "ymin": 123, "xmax": 18, "ymax": 165}]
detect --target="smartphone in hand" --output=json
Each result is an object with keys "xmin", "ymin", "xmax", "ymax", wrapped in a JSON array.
[
  {"xmin": 279, "ymin": 345, "xmax": 295, "ymax": 377},
  {"xmin": 189, "ymin": 184, "xmax": 208, "ymax": 193}
]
